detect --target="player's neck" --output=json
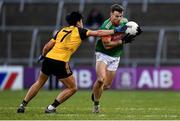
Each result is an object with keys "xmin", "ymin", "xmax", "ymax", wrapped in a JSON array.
[{"xmin": 110, "ymin": 18, "xmax": 119, "ymax": 26}]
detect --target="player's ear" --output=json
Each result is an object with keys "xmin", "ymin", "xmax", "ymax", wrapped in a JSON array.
[
  {"xmin": 76, "ymin": 20, "xmax": 79, "ymax": 24},
  {"xmin": 77, "ymin": 20, "xmax": 83, "ymax": 28},
  {"xmin": 76, "ymin": 21, "xmax": 80, "ymax": 27}
]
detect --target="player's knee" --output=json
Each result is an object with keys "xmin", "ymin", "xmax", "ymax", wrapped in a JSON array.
[
  {"xmin": 103, "ymin": 84, "xmax": 111, "ymax": 90},
  {"xmin": 97, "ymin": 78, "xmax": 104, "ymax": 85}
]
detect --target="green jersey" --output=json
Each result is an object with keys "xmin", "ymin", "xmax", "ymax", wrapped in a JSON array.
[{"xmin": 95, "ymin": 18, "xmax": 128, "ymax": 57}]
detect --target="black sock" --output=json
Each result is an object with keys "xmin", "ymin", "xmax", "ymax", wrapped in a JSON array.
[
  {"xmin": 91, "ymin": 93, "xmax": 94, "ymax": 102},
  {"xmin": 94, "ymin": 101, "xmax": 99, "ymax": 106},
  {"xmin": 51, "ymin": 99, "xmax": 60, "ymax": 108},
  {"xmin": 21, "ymin": 100, "xmax": 28, "ymax": 107}
]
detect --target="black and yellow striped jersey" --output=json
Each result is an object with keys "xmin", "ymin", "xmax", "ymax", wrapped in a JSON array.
[{"xmin": 46, "ymin": 26, "xmax": 90, "ymax": 62}]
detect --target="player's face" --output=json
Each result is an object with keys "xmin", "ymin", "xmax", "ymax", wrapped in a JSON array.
[{"xmin": 110, "ymin": 11, "xmax": 123, "ymax": 26}]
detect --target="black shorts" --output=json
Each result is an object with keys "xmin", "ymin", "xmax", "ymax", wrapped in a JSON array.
[{"xmin": 41, "ymin": 57, "xmax": 72, "ymax": 79}]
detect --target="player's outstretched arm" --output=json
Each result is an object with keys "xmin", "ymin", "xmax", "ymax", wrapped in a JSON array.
[
  {"xmin": 88, "ymin": 30, "xmax": 114, "ymax": 37},
  {"xmin": 87, "ymin": 26, "xmax": 126, "ymax": 37}
]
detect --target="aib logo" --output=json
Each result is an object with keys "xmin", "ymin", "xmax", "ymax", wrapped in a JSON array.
[{"xmin": 0, "ymin": 66, "xmax": 23, "ymax": 90}]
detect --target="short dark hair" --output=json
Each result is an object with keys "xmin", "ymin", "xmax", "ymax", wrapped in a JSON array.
[
  {"xmin": 111, "ymin": 4, "xmax": 124, "ymax": 13},
  {"xmin": 66, "ymin": 11, "xmax": 82, "ymax": 26}
]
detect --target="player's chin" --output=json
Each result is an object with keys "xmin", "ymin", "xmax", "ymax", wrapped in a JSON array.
[
  {"xmin": 105, "ymin": 46, "xmax": 113, "ymax": 50},
  {"xmin": 113, "ymin": 21, "xmax": 120, "ymax": 26}
]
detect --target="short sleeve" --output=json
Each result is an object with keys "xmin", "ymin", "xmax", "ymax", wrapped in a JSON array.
[
  {"xmin": 100, "ymin": 19, "xmax": 112, "ymax": 30},
  {"xmin": 50, "ymin": 38, "xmax": 56, "ymax": 42},
  {"xmin": 52, "ymin": 30, "xmax": 60, "ymax": 40},
  {"xmin": 78, "ymin": 28, "xmax": 88, "ymax": 40},
  {"xmin": 120, "ymin": 17, "xmax": 128, "ymax": 26}
]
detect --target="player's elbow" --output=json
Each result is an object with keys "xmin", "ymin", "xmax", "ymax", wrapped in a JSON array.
[
  {"xmin": 43, "ymin": 45, "xmax": 49, "ymax": 52},
  {"xmin": 44, "ymin": 40, "xmax": 55, "ymax": 51}
]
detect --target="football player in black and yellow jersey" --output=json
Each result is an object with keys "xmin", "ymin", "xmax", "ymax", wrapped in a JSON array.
[{"xmin": 17, "ymin": 11, "xmax": 126, "ymax": 113}]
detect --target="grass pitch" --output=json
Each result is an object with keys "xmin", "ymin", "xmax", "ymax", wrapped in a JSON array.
[{"xmin": 0, "ymin": 90, "xmax": 180, "ymax": 120}]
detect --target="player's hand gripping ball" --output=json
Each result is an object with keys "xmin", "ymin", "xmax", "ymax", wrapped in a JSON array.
[{"xmin": 125, "ymin": 21, "xmax": 139, "ymax": 35}]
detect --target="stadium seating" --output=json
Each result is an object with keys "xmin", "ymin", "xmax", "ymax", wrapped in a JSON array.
[
  {"xmin": 166, "ymin": 32, "xmax": 180, "ymax": 58},
  {"xmin": 6, "ymin": 3, "xmax": 57, "ymax": 26},
  {"xmin": 129, "ymin": 3, "xmax": 180, "ymax": 26},
  {"xmin": 129, "ymin": 32, "xmax": 158, "ymax": 59}
]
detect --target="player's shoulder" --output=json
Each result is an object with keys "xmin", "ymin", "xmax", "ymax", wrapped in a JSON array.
[
  {"xmin": 59, "ymin": 26, "xmax": 69, "ymax": 33},
  {"xmin": 101, "ymin": 18, "xmax": 112, "ymax": 30},
  {"xmin": 61, "ymin": 26, "xmax": 69, "ymax": 30},
  {"xmin": 120, "ymin": 17, "xmax": 128, "ymax": 25},
  {"xmin": 77, "ymin": 27, "xmax": 89, "ymax": 40},
  {"xmin": 77, "ymin": 27, "xmax": 89, "ymax": 35}
]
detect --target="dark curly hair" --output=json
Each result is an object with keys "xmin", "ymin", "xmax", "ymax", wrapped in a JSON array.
[
  {"xmin": 111, "ymin": 4, "xmax": 124, "ymax": 13},
  {"xmin": 66, "ymin": 11, "xmax": 82, "ymax": 26}
]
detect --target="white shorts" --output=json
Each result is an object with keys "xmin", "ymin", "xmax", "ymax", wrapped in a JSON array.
[{"xmin": 95, "ymin": 52, "xmax": 120, "ymax": 71}]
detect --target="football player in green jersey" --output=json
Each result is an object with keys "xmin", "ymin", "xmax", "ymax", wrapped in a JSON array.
[
  {"xmin": 91, "ymin": 4, "xmax": 128, "ymax": 113},
  {"xmin": 91, "ymin": 4, "xmax": 142, "ymax": 113}
]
